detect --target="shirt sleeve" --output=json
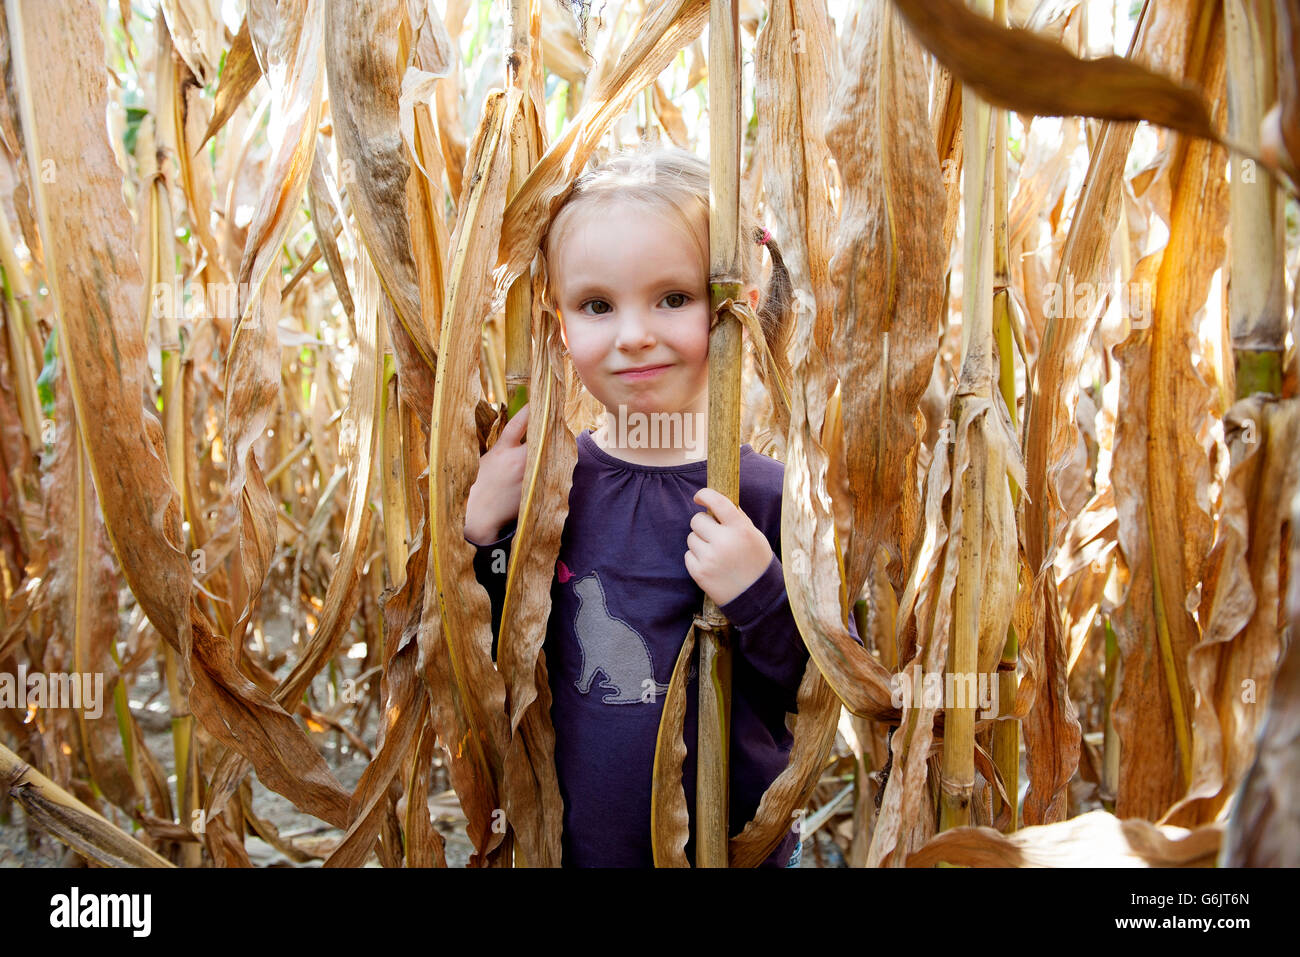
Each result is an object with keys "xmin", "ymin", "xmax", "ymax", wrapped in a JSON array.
[
  {"xmin": 719, "ymin": 554, "xmax": 865, "ymax": 714},
  {"xmin": 467, "ymin": 521, "xmax": 517, "ymax": 662}
]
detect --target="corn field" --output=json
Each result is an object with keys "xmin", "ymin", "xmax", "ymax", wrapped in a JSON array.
[{"xmin": 0, "ymin": 0, "xmax": 1297, "ymax": 870}]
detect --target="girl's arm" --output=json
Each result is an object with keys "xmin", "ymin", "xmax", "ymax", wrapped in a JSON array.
[
  {"xmin": 464, "ymin": 403, "xmax": 529, "ymax": 544},
  {"xmin": 464, "ymin": 403, "xmax": 530, "ymax": 661},
  {"xmin": 719, "ymin": 555, "xmax": 864, "ymax": 714}
]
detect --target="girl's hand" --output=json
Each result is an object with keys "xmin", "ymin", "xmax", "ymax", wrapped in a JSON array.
[
  {"xmin": 685, "ymin": 487, "xmax": 774, "ymax": 606},
  {"xmin": 465, "ymin": 403, "xmax": 530, "ymax": 544}
]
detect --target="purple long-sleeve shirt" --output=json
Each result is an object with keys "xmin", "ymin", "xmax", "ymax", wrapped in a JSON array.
[{"xmin": 468, "ymin": 427, "xmax": 862, "ymax": 868}]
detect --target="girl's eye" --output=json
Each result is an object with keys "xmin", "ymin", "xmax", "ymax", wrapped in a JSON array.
[
  {"xmin": 663, "ymin": 293, "xmax": 690, "ymax": 308},
  {"xmin": 580, "ymin": 299, "xmax": 612, "ymax": 315}
]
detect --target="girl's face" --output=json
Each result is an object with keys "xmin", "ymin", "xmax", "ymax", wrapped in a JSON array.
[{"xmin": 549, "ymin": 199, "xmax": 711, "ymax": 423}]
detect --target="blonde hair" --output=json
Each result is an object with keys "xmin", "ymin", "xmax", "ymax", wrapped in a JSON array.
[{"xmin": 535, "ymin": 143, "xmax": 794, "ymax": 441}]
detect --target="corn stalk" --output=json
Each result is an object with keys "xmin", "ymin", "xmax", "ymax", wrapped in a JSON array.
[
  {"xmin": 693, "ymin": 0, "xmax": 743, "ymax": 869},
  {"xmin": 503, "ymin": 0, "xmax": 538, "ymax": 420},
  {"xmin": 147, "ymin": 13, "xmax": 201, "ymax": 867},
  {"xmin": 939, "ymin": 0, "xmax": 996, "ymax": 833},
  {"xmin": 1226, "ymin": 0, "xmax": 1286, "ymax": 399},
  {"xmin": 988, "ymin": 0, "xmax": 1018, "ymax": 833}
]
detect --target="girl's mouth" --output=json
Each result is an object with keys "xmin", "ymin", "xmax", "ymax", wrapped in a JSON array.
[{"xmin": 615, "ymin": 364, "xmax": 672, "ymax": 380}]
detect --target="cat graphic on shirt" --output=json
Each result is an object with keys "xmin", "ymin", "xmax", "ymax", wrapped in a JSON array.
[{"xmin": 559, "ymin": 560, "xmax": 672, "ymax": 705}]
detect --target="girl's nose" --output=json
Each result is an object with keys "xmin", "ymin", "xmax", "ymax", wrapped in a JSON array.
[{"xmin": 614, "ymin": 309, "xmax": 656, "ymax": 351}]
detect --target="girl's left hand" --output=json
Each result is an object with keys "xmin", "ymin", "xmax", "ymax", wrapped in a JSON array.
[{"xmin": 685, "ymin": 487, "xmax": 774, "ymax": 606}]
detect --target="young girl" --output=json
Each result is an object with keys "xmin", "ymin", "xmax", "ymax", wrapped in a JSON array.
[{"xmin": 464, "ymin": 145, "xmax": 859, "ymax": 868}]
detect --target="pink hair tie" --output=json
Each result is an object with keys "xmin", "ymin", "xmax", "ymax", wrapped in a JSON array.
[{"xmin": 758, "ymin": 228, "xmax": 771, "ymax": 246}]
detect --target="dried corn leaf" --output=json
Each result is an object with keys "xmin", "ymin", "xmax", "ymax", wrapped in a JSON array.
[
  {"xmin": 1015, "ymin": 565, "xmax": 1078, "ymax": 824},
  {"xmin": 776, "ymin": 0, "xmax": 917, "ymax": 724},
  {"xmin": 729, "ymin": 656, "xmax": 841, "ymax": 867},
  {"xmin": 7, "ymin": 0, "xmax": 350, "ymax": 833},
  {"xmin": 539, "ymin": 1, "xmax": 591, "ymax": 86},
  {"xmin": 649, "ymin": 621, "xmax": 696, "ymax": 867},
  {"xmin": 220, "ymin": 0, "xmax": 323, "ymax": 653},
  {"xmin": 326, "ymin": 0, "xmax": 438, "ymax": 427},
  {"xmin": 306, "ymin": 147, "xmax": 356, "ymax": 323},
  {"xmin": 929, "ymin": 63, "xmax": 962, "ymax": 255},
  {"xmin": 157, "ymin": 0, "xmax": 222, "ymax": 84},
  {"xmin": 401, "ymin": 56, "xmax": 452, "ymax": 384},
  {"xmin": 419, "ymin": 88, "xmax": 519, "ymax": 866},
  {"xmin": 431, "ymin": 0, "xmax": 470, "ymax": 204},
  {"xmin": 276, "ymin": 255, "xmax": 382, "ymax": 706},
  {"xmin": 318, "ymin": 254, "xmax": 427, "ymax": 868},
  {"xmin": 325, "ymin": 621, "xmax": 428, "ymax": 867},
  {"xmin": 907, "ymin": 808, "xmax": 1222, "ymax": 867},
  {"xmin": 198, "ymin": 16, "xmax": 260, "ymax": 149},
  {"xmin": 975, "ymin": 395, "xmax": 1021, "ymax": 679},
  {"xmin": 379, "ymin": 509, "xmax": 447, "ymax": 858},
  {"xmin": 1019, "ymin": 104, "xmax": 1136, "ymax": 577},
  {"xmin": 869, "ymin": 402, "xmax": 960, "ymax": 866},
  {"xmin": 495, "ymin": 0, "xmax": 709, "ymax": 298},
  {"xmin": 209, "ymin": 242, "xmax": 384, "ymax": 831},
  {"xmin": 1055, "ymin": 490, "xmax": 1118, "ymax": 672},
  {"xmin": 1016, "ymin": 0, "xmax": 1196, "ymax": 827},
  {"xmin": 1006, "ymin": 118, "xmax": 1077, "ymax": 258},
  {"xmin": 652, "ymin": 81, "xmax": 689, "ymax": 147},
  {"xmin": 832, "ymin": 0, "xmax": 945, "ymax": 605},
  {"xmin": 0, "ymin": 742, "xmax": 174, "ymax": 868},
  {"xmin": 162, "ymin": 40, "xmax": 230, "ymax": 286},
  {"xmin": 1152, "ymin": 0, "xmax": 1297, "ymax": 831},
  {"xmin": 403, "ymin": 705, "xmax": 448, "ymax": 867},
  {"xmin": 891, "ymin": 0, "xmax": 1219, "ymax": 142},
  {"xmin": 377, "ymin": 473, "xmax": 440, "ymax": 865},
  {"xmin": 1022, "ymin": 0, "xmax": 1196, "ymax": 582},
  {"xmin": 41, "ymin": 378, "xmax": 140, "ymax": 816},
  {"xmin": 1220, "ymin": 515, "xmax": 1300, "ymax": 866},
  {"xmin": 496, "ymin": 298, "xmax": 571, "ymax": 869},
  {"xmin": 1163, "ymin": 398, "xmax": 1300, "ymax": 826},
  {"xmin": 1110, "ymin": 8, "xmax": 1227, "ymax": 821}
]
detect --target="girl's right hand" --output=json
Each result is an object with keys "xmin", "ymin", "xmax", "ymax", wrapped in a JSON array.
[{"xmin": 464, "ymin": 402, "xmax": 530, "ymax": 545}]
